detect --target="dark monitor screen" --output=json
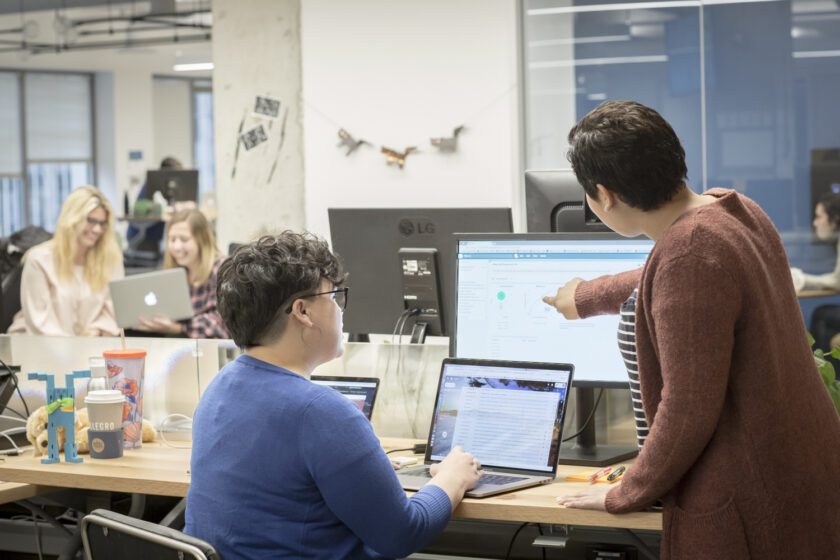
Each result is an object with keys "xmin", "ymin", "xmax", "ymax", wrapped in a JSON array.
[
  {"xmin": 810, "ymin": 149, "xmax": 840, "ymax": 208},
  {"xmin": 144, "ymin": 170, "xmax": 199, "ymax": 204},
  {"xmin": 328, "ymin": 208, "xmax": 513, "ymax": 337},
  {"xmin": 452, "ymin": 233, "xmax": 653, "ymax": 388},
  {"xmin": 524, "ymin": 169, "xmax": 610, "ymax": 233}
]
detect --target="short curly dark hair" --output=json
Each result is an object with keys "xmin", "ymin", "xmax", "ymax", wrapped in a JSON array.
[
  {"xmin": 217, "ymin": 232, "xmax": 346, "ymax": 348},
  {"xmin": 567, "ymin": 100, "xmax": 688, "ymax": 211}
]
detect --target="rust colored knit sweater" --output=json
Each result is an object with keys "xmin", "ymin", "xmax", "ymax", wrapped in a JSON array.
[{"xmin": 575, "ymin": 189, "xmax": 840, "ymax": 559}]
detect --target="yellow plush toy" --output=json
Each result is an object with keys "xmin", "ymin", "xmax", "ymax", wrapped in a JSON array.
[{"xmin": 26, "ymin": 406, "xmax": 157, "ymax": 456}]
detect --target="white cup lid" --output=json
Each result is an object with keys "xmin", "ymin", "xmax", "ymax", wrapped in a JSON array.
[{"xmin": 85, "ymin": 390, "xmax": 125, "ymax": 405}]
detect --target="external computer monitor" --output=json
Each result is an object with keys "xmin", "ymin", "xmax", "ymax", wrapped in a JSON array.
[
  {"xmin": 144, "ymin": 169, "xmax": 199, "ymax": 204},
  {"xmin": 452, "ymin": 233, "xmax": 654, "ymax": 466},
  {"xmin": 328, "ymin": 208, "xmax": 513, "ymax": 342},
  {"xmin": 524, "ymin": 169, "xmax": 611, "ymax": 233}
]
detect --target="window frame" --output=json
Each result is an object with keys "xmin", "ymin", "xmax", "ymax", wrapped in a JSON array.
[{"xmin": 0, "ymin": 67, "xmax": 97, "ymax": 232}]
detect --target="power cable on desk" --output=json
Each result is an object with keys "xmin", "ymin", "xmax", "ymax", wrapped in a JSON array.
[
  {"xmin": 504, "ymin": 522, "xmax": 531, "ymax": 560},
  {"xmin": 393, "ymin": 309, "xmax": 421, "ymax": 439},
  {"xmin": 158, "ymin": 413, "xmax": 193, "ymax": 449},
  {"xmin": 33, "ymin": 513, "xmax": 44, "ymax": 560},
  {"xmin": 385, "ymin": 443, "xmax": 426, "ymax": 455},
  {"xmin": 561, "ymin": 387, "xmax": 604, "ymax": 443},
  {"xmin": 382, "ymin": 309, "xmax": 411, "ymax": 378},
  {"xmin": 385, "ymin": 447, "xmax": 414, "ymax": 455}
]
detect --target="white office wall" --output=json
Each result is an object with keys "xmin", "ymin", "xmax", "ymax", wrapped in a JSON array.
[
  {"xmin": 153, "ymin": 78, "xmax": 194, "ymax": 171},
  {"xmin": 300, "ymin": 0, "xmax": 522, "ymax": 240}
]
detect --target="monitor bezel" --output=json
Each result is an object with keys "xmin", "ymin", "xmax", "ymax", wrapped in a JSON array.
[
  {"xmin": 422, "ymin": 357, "xmax": 574, "ymax": 476},
  {"xmin": 450, "ymin": 232, "xmax": 653, "ymax": 389},
  {"xmin": 309, "ymin": 375, "xmax": 381, "ymax": 419}
]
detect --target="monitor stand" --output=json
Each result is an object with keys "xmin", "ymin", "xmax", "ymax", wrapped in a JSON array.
[
  {"xmin": 409, "ymin": 321, "xmax": 428, "ymax": 344},
  {"xmin": 348, "ymin": 333, "xmax": 370, "ymax": 343},
  {"xmin": 557, "ymin": 387, "xmax": 639, "ymax": 467}
]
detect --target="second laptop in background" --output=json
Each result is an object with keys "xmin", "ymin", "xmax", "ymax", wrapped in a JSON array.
[
  {"xmin": 310, "ymin": 376, "xmax": 380, "ymax": 420},
  {"xmin": 109, "ymin": 268, "xmax": 193, "ymax": 329}
]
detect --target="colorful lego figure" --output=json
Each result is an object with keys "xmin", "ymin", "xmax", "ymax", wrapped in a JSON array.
[{"xmin": 28, "ymin": 370, "xmax": 91, "ymax": 464}]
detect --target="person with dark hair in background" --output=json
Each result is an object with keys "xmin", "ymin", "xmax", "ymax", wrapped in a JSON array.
[
  {"xmin": 545, "ymin": 100, "xmax": 840, "ymax": 559},
  {"xmin": 185, "ymin": 232, "xmax": 481, "ymax": 559},
  {"xmin": 126, "ymin": 157, "xmax": 184, "ymax": 257},
  {"xmin": 791, "ymin": 192, "xmax": 840, "ymax": 351}
]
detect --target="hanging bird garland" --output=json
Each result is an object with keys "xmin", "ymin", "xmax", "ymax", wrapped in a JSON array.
[{"xmin": 430, "ymin": 126, "xmax": 464, "ymax": 153}]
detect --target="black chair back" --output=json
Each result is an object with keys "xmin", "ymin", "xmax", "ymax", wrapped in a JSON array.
[
  {"xmin": 81, "ymin": 509, "xmax": 222, "ymax": 560},
  {"xmin": 0, "ymin": 264, "xmax": 22, "ymax": 333}
]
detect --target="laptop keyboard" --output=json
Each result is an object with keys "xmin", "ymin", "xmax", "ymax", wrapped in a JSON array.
[{"xmin": 412, "ymin": 468, "xmax": 528, "ymax": 486}]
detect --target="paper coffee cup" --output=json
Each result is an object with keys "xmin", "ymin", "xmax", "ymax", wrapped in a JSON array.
[{"xmin": 85, "ymin": 390, "xmax": 125, "ymax": 432}]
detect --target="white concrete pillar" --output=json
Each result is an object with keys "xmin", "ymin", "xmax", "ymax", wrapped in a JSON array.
[{"xmin": 211, "ymin": 0, "xmax": 305, "ymax": 251}]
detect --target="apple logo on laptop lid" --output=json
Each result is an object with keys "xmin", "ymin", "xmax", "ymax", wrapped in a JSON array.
[{"xmin": 144, "ymin": 291, "xmax": 158, "ymax": 307}]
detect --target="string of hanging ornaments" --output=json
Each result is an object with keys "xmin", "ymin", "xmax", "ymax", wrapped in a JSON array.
[{"xmin": 229, "ymin": 83, "xmax": 517, "ymax": 181}]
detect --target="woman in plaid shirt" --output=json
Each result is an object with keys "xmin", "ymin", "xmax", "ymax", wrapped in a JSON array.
[{"xmin": 136, "ymin": 209, "xmax": 229, "ymax": 338}]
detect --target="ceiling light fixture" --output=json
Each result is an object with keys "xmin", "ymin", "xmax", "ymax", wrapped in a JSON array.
[
  {"xmin": 174, "ymin": 62, "xmax": 214, "ymax": 71},
  {"xmin": 528, "ymin": 0, "xmax": 783, "ymax": 16},
  {"xmin": 530, "ymin": 54, "xmax": 668, "ymax": 69},
  {"xmin": 793, "ymin": 49, "xmax": 840, "ymax": 58}
]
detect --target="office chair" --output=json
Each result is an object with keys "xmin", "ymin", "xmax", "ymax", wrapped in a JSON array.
[
  {"xmin": 0, "ymin": 264, "xmax": 23, "ymax": 333},
  {"xmin": 81, "ymin": 509, "xmax": 222, "ymax": 560}
]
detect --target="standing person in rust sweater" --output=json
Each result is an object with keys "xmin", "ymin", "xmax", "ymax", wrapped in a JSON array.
[{"xmin": 545, "ymin": 100, "xmax": 840, "ymax": 559}]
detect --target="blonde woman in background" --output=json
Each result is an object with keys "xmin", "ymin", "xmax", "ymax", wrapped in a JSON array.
[
  {"xmin": 136, "ymin": 209, "xmax": 228, "ymax": 338},
  {"xmin": 8, "ymin": 186, "xmax": 124, "ymax": 336}
]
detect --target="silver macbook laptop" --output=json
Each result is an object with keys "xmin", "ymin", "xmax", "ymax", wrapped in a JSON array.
[
  {"xmin": 109, "ymin": 268, "xmax": 193, "ymax": 329},
  {"xmin": 398, "ymin": 358, "xmax": 573, "ymax": 498},
  {"xmin": 311, "ymin": 376, "xmax": 380, "ymax": 420}
]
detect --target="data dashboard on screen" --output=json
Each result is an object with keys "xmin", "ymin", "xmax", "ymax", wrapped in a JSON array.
[{"xmin": 453, "ymin": 234, "xmax": 654, "ymax": 386}]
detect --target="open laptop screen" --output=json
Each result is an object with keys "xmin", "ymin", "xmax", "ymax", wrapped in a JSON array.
[
  {"xmin": 428, "ymin": 361, "xmax": 571, "ymax": 473},
  {"xmin": 310, "ymin": 376, "xmax": 379, "ymax": 420}
]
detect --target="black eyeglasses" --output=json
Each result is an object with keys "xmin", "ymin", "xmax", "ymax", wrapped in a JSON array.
[{"xmin": 284, "ymin": 287, "xmax": 349, "ymax": 314}]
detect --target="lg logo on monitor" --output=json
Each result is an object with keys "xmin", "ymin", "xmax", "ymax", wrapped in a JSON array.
[{"xmin": 398, "ymin": 218, "xmax": 436, "ymax": 237}]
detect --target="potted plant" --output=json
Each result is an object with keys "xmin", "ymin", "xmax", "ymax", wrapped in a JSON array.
[{"xmin": 809, "ymin": 333, "xmax": 840, "ymax": 415}]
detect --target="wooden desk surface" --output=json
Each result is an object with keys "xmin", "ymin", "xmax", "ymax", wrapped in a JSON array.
[
  {"xmin": 798, "ymin": 288, "xmax": 839, "ymax": 298},
  {"xmin": 0, "ymin": 439, "xmax": 662, "ymax": 531},
  {"xmin": 0, "ymin": 481, "xmax": 53, "ymax": 505}
]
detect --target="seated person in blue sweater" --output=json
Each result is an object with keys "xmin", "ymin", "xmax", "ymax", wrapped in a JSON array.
[{"xmin": 185, "ymin": 232, "xmax": 481, "ymax": 559}]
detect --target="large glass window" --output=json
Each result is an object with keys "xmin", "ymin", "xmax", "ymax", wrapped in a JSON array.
[
  {"xmin": 522, "ymin": 0, "xmax": 840, "ymax": 296},
  {"xmin": 192, "ymin": 80, "xmax": 215, "ymax": 200},
  {"xmin": 0, "ymin": 72, "xmax": 23, "ymax": 237},
  {"xmin": 0, "ymin": 70, "xmax": 95, "ymax": 236}
]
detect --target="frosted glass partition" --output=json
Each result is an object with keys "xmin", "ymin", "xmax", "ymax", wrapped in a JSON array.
[
  {"xmin": 195, "ymin": 338, "xmax": 239, "ymax": 397},
  {"xmin": 195, "ymin": 339, "xmax": 450, "ymax": 440},
  {"xmin": 1, "ymin": 335, "xmax": 200, "ymax": 430},
  {"xmin": 1, "ymin": 335, "xmax": 638, "ymax": 446},
  {"xmin": 310, "ymin": 342, "xmax": 449, "ymax": 439}
]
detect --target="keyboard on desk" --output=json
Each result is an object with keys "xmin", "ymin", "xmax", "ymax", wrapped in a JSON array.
[{"xmin": 406, "ymin": 467, "xmax": 528, "ymax": 486}]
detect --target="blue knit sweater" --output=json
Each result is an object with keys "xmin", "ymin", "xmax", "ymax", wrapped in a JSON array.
[{"xmin": 185, "ymin": 355, "xmax": 451, "ymax": 559}]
